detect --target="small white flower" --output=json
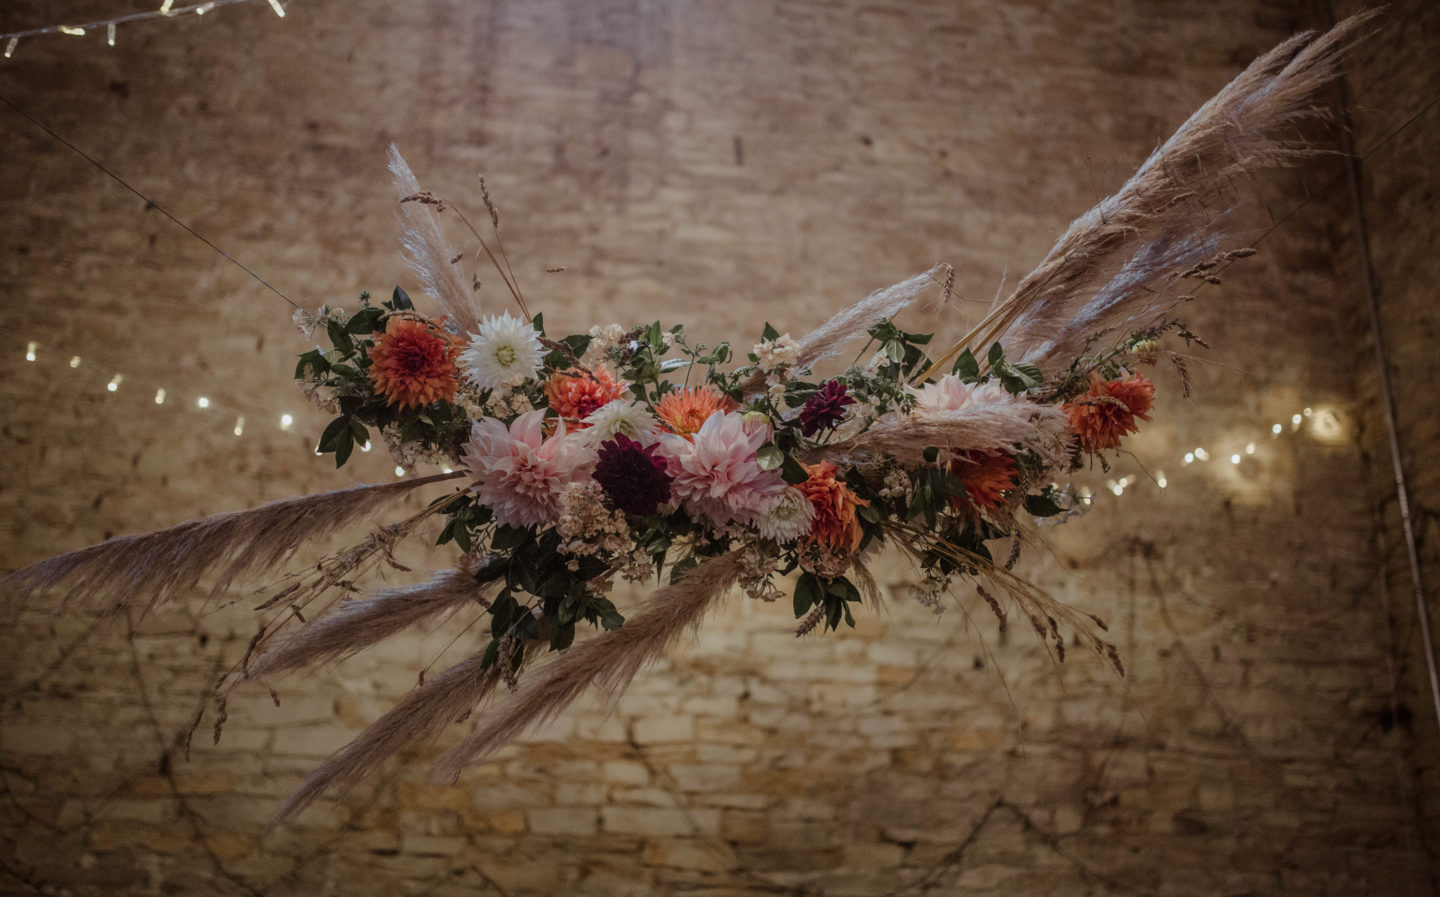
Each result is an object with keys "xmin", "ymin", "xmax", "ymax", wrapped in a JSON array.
[
  {"xmin": 755, "ymin": 487, "xmax": 816, "ymax": 543},
  {"xmin": 582, "ymin": 399, "xmax": 661, "ymax": 446},
  {"xmin": 460, "ymin": 312, "xmax": 544, "ymax": 391},
  {"xmin": 754, "ymin": 333, "xmax": 802, "ymax": 373}
]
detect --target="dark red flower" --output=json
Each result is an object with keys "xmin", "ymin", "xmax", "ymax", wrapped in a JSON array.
[
  {"xmin": 593, "ymin": 434, "xmax": 673, "ymax": 516},
  {"xmin": 799, "ymin": 380, "xmax": 856, "ymax": 437}
]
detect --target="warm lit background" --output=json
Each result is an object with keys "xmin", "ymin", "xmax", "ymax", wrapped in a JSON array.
[{"xmin": 1, "ymin": 1, "xmax": 1436, "ymax": 894}]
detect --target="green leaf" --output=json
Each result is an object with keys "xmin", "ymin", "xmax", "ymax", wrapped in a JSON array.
[
  {"xmin": 756, "ymin": 444, "xmax": 784, "ymax": 471},
  {"xmin": 492, "ymin": 525, "xmax": 532, "ymax": 552},
  {"xmin": 317, "ymin": 416, "xmax": 350, "ymax": 453},
  {"xmin": 884, "ymin": 340, "xmax": 905, "ymax": 363},
  {"xmin": 669, "ymin": 556, "xmax": 699, "ymax": 584},
  {"xmin": 531, "ymin": 312, "xmax": 545, "ymax": 336},
  {"xmin": 988, "ymin": 342, "xmax": 1005, "ymax": 367},
  {"xmin": 793, "ymin": 572, "xmax": 821, "ymax": 618},
  {"xmin": 333, "ymin": 430, "xmax": 354, "ymax": 467},
  {"xmin": 781, "ymin": 454, "xmax": 808, "ymax": 485},
  {"xmin": 550, "ymin": 621, "xmax": 576, "ymax": 651},
  {"xmin": 953, "ymin": 348, "xmax": 979, "ymax": 381},
  {"xmin": 1024, "ymin": 493, "xmax": 1065, "ymax": 518},
  {"xmin": 858, "ymin": 504, "xmax": 881, "ymax": 524},
  {"xmin": 348, "ymin": 418, "xmax": 369, "ymax": 445},
  {"xmin": 390, "ymin": 286, "xmax": 413, "ymax": 310},
  {"xmin": 346, "ymin": 307, "xmax": 384, "ymax": 334},
  {"xmin": 600, "ymin": 609, "xmax": 626, "ymax": 631},
  {"xmin": 762, "ymin": 322, "xmax": 780, "ymax": 341}
]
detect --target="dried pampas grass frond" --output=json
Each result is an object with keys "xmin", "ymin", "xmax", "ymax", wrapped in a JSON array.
[
  {"xmin": 270, "ymin": 644, "xmax": 521, "ymax": 825},
  {"xmin": 432, "ymin": 551, "xmax": 744, "ymax": 782},
  {"xmin": 924, "ymin": 11, "xmax": 1377, "ymax": 377},
  {"xmin": 389, "ymin": 145, "xmax": 482, "ymax": 334},
  {"xmin": 0, "ymin": 472, "xmax": 464, "ymax": 617},
  {"xmin": 817, "ymin": 402, "xmax": 1069, "ymax": 467},
  {"xmin": 227, "ymin": 568, "xmax": 496, "ymax": 693}
]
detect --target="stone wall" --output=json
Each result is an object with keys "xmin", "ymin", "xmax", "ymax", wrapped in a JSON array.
[{"xmin": 1, "ymin": 0, "xmax": 1436, "ymax": 894}]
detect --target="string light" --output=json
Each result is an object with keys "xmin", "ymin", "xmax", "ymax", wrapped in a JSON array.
[
  {"xmin": 154, "ymin": 388, "xmax": 166, "ymax": 405},
  {"xmin": 106, "ymin": 374, "xmax": 123, "ymax": 392},
  {"xmin": 1, "ymin": 0, "xmax": 291, "ymax": 56},
  {"xmin": 25, "ymin": 341, "xmax": 37, "ymax": 361},
  {"xmin": 1193, "ymin": 447, "xmax": 1209, "ymax": 461},
  {"xmin": 1230, "ymin": 453, "xmax": 1241, "ymax": 465},
  {"xmin": 233, "ymin": 415, "xmax": 245, "ymax": 436},
  {"xmin": 1156, "ymin": 473, "xmax": 1167, "ymax": 489},
  {"xmin": 279, "ymin": 413, "xmax": 293, "ymax": 430},
  {"xmin": 1184, "ymin": 452, "xmax": 1195, "ymax": 464},
  {"xmin": 1272, "ymin": 423, "xmax": 1283, "ymax": 434},
  {"xmin": 69, "ymin": 355, "xmax": 81, "ymax": 368},
  {"xmin": 394, "ymin": 466, "xmax": 406, "ymax": 478},
  {"xmin": 359, "ymin": 441, "xmax": 371, "ymax": 452},
  {"xmin": 1245, "ymin": 442, "xmax": 1255, "ymax": 454},
  {"xmin": 197, "ymin": 396, "xmax": 210, "ymax": 409}
]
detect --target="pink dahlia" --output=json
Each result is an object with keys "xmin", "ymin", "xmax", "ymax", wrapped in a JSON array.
[
  {"xmin": 464, "ymin": 409, "xmax": 597, "ymax": 528},
  {"xmin": 659, "ymin": 410, "xmax": 786, "ymax": 525}
]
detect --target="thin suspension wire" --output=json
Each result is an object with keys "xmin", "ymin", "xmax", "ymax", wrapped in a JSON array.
[
  {"xmin": 0, "ymin": 92, "xmax": 302, "ymax": 311},
  {"xmin": 0, "ymin": 0, "xmax": 279, "ymax": 43}
]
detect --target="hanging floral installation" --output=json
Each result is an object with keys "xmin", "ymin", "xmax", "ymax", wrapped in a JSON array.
[{"xmin": 0, "ymin": 14, "xmax": 1373, "ymax": 824}]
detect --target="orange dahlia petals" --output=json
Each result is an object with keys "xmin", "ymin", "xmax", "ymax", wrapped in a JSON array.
[
  {"xmin": 1063, "ymin": 371, "xmax": 1156, "ymax": 453},
  {"xmin": 367, "ymin": 318, "xmax": 460, "ymax": 410},
  {"xmin": 949, "ymin": 449, "xmax": 1019, "ymax": 512},
  {"xmin": 544, "ymin": 366, "xmax": 628, "ymax": 423},
  {"xmin": 797, "ymin": 461, "xmax": 868, "ymax": 554},
  {"xmin": 656, "ymin": 386, "xmax": 738, "ymax": 438}
]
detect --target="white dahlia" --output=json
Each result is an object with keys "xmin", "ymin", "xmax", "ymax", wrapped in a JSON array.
[
  {"xmin": 460, "ymin": 312, "xmax": 544, "ymax": 391},
  {"xmin": 582, "ymin": 399, "xmax": 662, "ymax": 447},
  {"xmin": 755, "ymin": 487, "xmax": 816, "ymax": 543}
]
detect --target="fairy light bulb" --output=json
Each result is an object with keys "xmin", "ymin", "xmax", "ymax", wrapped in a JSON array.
[
  {"xmin": 4, "ymin": 38, "xmax": 18, "ymax": 59},
  {"xmin": 1156, "ymin": 473, "xmax": 1167, "ymax": 489},
  {"xmin": 359, "ymin": 441, "xmax": 371, "ymax": 452},
  {"xmin": 1230, "ymin": 453, "xmax": 1241, "ymax": 465},
  {"xmin": 69, "ymin": 356, "xmax": 82, "ymax": 368},
  {"xmin": 106, "ymin": 374, "xmax": 123, "ymax": 392},
  {"xmin": 279, "ymin": 413, "xmax": 293, "ymax": 430},
  {"xmin": 107, "ymin": 23, "xmax": 116, "ymax": 46},
  {"xmin": 233, "ymin": 415, "xmax": 245, "ymax": 436},
  {"xmin": 441, "ymin": 467, "xmax": 453, "ymax": 474},
  {"xmin": 1183, "ymin": 452, "xmax": 1194, "ymax": 464},
  {"xmin": 394, "ymin": 466, "xmax": 406, "ymax": 478},
  {"xmin": 160, "ymin": 0, "xmax": 175, "ymax": 13},
  {"xmin": 58, "ymin": 25, "xmax": 85, "ymax": 36},
  {"xmin": 197, "ymin": 396, "xmax": 210, "ymax": 409},
  {"xmin": 1272, "ymin": 423, "xmax": 1282, "ymax": 435},
  {"xmin": 267, "ymin": 0, "xmax": 286, "ymax": 16},
  {"xmin": 196, "ymin": 3, "xmax": 216, "ymax": 14},
  {"xmin": 1193, "ymin": 447, "xmax": 1209, "ymax": 461},
  {"xmin": 24, "ymin": 342, "xmax": 36, "ymax": 361},
  {"xmin": 1245, "ymin": 442, "xmax": 1255, "ymax": 455},
  {"xmin": 154, "ymin": 388, "xmax": 166, "ymax": 404}
]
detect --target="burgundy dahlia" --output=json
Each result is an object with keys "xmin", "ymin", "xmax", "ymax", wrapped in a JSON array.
[
  {"xmin": 798, "ymin": 379, "xmax": 856, "ymax": 437},
  {"xmin": 593, "ymin": 434, "xmax": 673, "ymax": 516}
]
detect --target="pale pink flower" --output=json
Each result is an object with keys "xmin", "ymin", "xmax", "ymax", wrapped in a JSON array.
[
  {"xmin": 464, "ymin": 409, "xmax": 597, "ymax": 528},
  {"xmin": 659, "ymin": 411, "xmax": 786, "ymax": 525},
  {"xmin": 908, "ymin": 374, "xmax": 1020, "ymax": 415}
]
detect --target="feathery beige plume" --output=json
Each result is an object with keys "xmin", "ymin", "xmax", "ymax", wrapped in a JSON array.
[
  {"xmin": 1, "ymin": 472, "xmax": 464, "ymax": 617},
  {"xmin": 389, "ymin": 145, "xmax": 482, "ymax": 334}
]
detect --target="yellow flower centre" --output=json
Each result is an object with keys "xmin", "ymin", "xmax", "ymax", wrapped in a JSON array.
[{"xmin": 494, "ymin": 344, "xmax": 517, "ymax": 367}]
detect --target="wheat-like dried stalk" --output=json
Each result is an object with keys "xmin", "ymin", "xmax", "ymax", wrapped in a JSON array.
[
  {"xmin": 812, "ymin": 402, "xmax": 1069, "ymax": 467},
  {"xmin": 432, "ymin": 551, "xmax": 744, "ymax": 781},
  {"xmin": 389, "ymin": 145, "xmax": 482, "ymax": 334},
  {"xmin": 0, "ymin": 472, "xmax": 464, "ymax": 617},
  {"xmin": 920, "ymin": 11, "xmax": 1377, "ymax": 380}
]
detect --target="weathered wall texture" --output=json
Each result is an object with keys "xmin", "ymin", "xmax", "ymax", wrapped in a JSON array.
[{"xmin": 1, "ymin": 1, "xmax": 1436, "ymax": 894}]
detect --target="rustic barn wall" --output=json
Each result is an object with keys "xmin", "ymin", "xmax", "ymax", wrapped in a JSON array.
[{"xmin": 1, "ymin": 0, "xmax": 1436, "ymax": 894}]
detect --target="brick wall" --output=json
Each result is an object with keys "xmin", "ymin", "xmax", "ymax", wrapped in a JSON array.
[{"xmin": 1, "ymin": 1, "xmax": 1436, "ymax": 894}]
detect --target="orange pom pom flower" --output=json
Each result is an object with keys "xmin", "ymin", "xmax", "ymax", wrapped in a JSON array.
[
  {"xmin": 367, "ymin": 318, "xmax": 460, "ymax": 410},
  {"xmin": 1063, "ymin": 371, "xmax": 1156, "ymax": 453},
  {"xmin": 949, "ymin": 449, "xmax": 1019, "ymax": 513},
  {"xmin": 545, "ymin": 366, "xmax": 628, "ymax": 423}
]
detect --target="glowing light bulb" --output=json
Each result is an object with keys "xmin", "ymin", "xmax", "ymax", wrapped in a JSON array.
[
  {"xmin": 195, "ymin": 2, "xmax": 216, "ymax": 14},
  {"xmin": 442, "ymin": 467, "xmax": 453, "ymax": 474},
  {"xmin": 1230, "ymin": 453, "xmax": 1241, "ymax": 465},
  {"xmin": 394, "ymin": 466, "xmax": 406, "ymax": 478},
  {"xmin": 1303, "ymin": 407, "xmax": 1313, "ymax": 417},
  {"xmin": 69, "ymin": 356, "xmax": 82, "ymax": 368},
  {"xmin": 1194, "ymin": 448, "xmax": 1209, "ymax": 461},
  {"xmin": 154, "ymin": 388, "xmax": 166, "ymax": 404},
  {"xmin": 25, "ymin": 342, "xmax": 36, "ymax": 361},
  {"xmin": 280, "ymin": 413, "xmax": 293, "ymax": 430},
  {"xmin": 1272, "ymin": 423, "xmax": 1282, "ymax": 435},
  {"xmin": 197, "ymin": 396, "xmax": 210, "ymax": 409},
  {"xmin": 160, "ymin": 0, "xmax": 175, "ymax": 13},
  {"xmin": 1245, "ymin": 442, "xmax": 1255, "ymax": 455},
  {"xmin": 4, "ymin": 38, "xmax": 18, "ymax": 59},
  {"xmin": 1292, "ymin": 413, "xmax": 1303, "ymax": 425},
  {"xmin": 107, "ymin": 24, "xmax": 116, "ymax": 46},
  {"xmin": 1184, "ymin": 452, "xmax": 1194, "ymax": 464},
  {"xmin": 1156, "ymin": 473, "xmax": 1167, "ymax": 489},
  {"xmin": 233, "ymin": 415, "xmax": 245, "ymax": 436},
  {"xmin": 59, "ymin": 25, "xmax": 85, "ymax": 36},
  {"xmin": 267, "ymin": 0, "xmax": 286, "ymax": 16},
  {"xmin": 106, "ymin": 374, "xmax": 122, "ymax": 392}
]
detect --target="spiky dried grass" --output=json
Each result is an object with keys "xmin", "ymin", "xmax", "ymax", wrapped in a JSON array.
[
  {"xmin": 432, "ymin": 551, "xmax": 744, "ymax": 781},
  {"xmin": 389, "ymin": 145, "xmax": 482, "ymax": 334},
  {"xmin": 922, "ymin": 12, "xmax": 1377, "ymax": 379},
  {"xmin": 1, "ymin": 472, "xmax": 464, "ymax": 617},
  {"xmin": 814, "ymin": 403, "xmax": 1070, "ymax": 467}
]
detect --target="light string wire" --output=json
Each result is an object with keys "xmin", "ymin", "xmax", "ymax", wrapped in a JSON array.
[{"xmin": 1, "ymin": 0, "xmax": 285, "ymax": 54}]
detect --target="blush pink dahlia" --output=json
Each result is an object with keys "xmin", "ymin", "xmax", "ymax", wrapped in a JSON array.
[
  {"xmin": 659, "ymin": 411, "xmax": 786, "ymax": 525},
  {"xmin": 593, "ymin": 434, "xmax": 673, "ymax": 517},
  {"xmin": 464, "ymin": 409, "xmax": 597, "ymax": 528}
]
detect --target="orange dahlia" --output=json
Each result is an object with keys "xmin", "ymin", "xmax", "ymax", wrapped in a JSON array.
[
  {"xmin": 797, "ymin": 461, "xmax": 868, "ymax": 554},
  {"xmin": 545, "ymin": 365, "xmax": 627, "ymax": 423},
  {"xmin": 655, "ymin": 386, "xmax": 738, "ymax": 438},
  {"xmin": 1063, "ymin": 371, "xmax": 1156, "ymax": 453},
  {"xmin": 949, "ymin": 449, "xmax": 1019, "ymax": 513},
  {"xmin": 367, "ymin": 318, "xmax": 460, "ymax": 410}
]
